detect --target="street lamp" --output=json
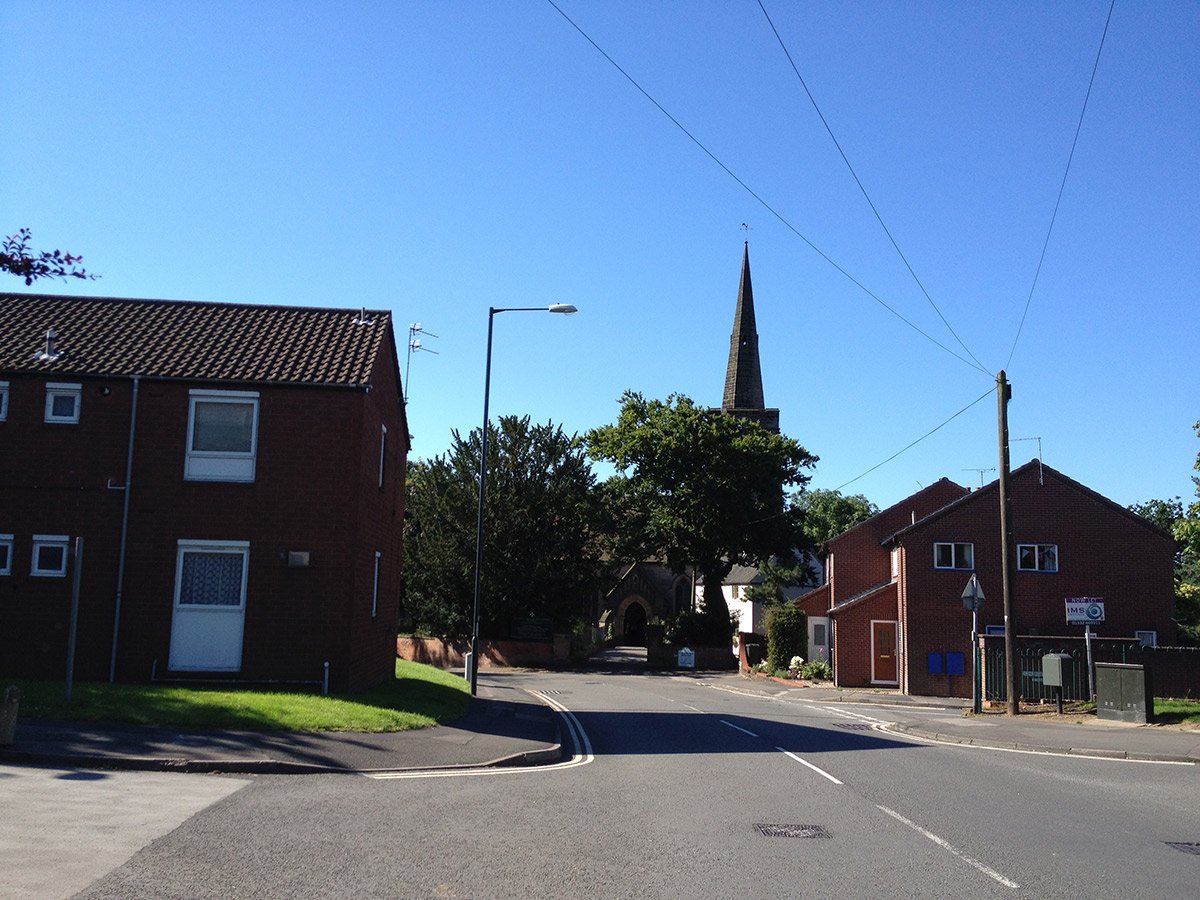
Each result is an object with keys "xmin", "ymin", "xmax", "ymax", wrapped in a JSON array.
[{"xmin": 469, "ymin": 303, "xmax": 578, "ymax": 695}]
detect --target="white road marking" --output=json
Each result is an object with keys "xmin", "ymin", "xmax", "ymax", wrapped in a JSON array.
[
  {"xmin": 777, "ymin": 748, "xmax": 844, "ymax": 784},
  {"xmin": 877, "ymin": 804, "xmax": 1020, "ymax": 889},
  {"xmin": 366, "ymin": 690, "xmax": 593, "ymax": 780},
  {"xmin": 720, "ymin": 720, "xmax": 758, "ymax": 737},
  {"xmin": 683, "ymin": 704, "xmax": 704, "ymax": 712}
]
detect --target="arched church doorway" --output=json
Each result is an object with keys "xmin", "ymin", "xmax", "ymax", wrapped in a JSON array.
[{"xmin": 623, "ymin": 602, "xmax": 647, "ymax": 646}]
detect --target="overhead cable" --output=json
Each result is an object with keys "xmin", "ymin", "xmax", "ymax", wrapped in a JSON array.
[
  {"xmin": 756, "ymin": 0, "xmax": 990, "ymax": 376},
  {"xmin": 835, "ymin": 386, "xmax": 994, "ymax": 490},
  {"xmin": 545, "ymin": 0, "xmax": 991, "ymax": 376},
  {"xmin": 1006, "ymin": 0, "xmax": 1116, "ymax": 369}
]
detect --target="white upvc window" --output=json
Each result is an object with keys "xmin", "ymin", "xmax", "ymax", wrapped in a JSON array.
[
  {"xmin": 934, "ymin": 542, "xmax": 974, "ymax": 570},
  {"xmin": 45, "ymin": 382, "xmax": 82, "ymax": 424},
  {"xmin": 372, "ymin": 551, "xmax": 382, "ymax": 618},
  {"xmin": 1017, "ymin": 543, "xmax": 1059, "ymax": 572},
  {"xmin": 0, "ymin": 381, "xmax": 9, "ymax": 421},
  {"xmin": 185, "ymin": 390, "xmax": 259, "ymax": 482},
  {"xmin": 890, "ymin": 547, "xmax": 900, "ymax": 580},
  {"xmin": 0, "ymin": 534, "xmax": 13, "ymax": 575},
  {"xmin": 32, "ymin": 534, "xmax": 70, "ymax": 577},
  {"xmin": 1135, "ymin": 630, "xmax": 1157, "ymax": 648},
  {"xmin": 378, "ymin": 424, "xmax": 388, "ymax": 488}
]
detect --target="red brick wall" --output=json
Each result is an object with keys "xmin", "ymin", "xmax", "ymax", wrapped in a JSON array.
[
  {"xmin": 827, "ymin": 479, "xmax": 968, "ymax": 603},
  {"xmin": 831, "ymin": 583, "xmax": 897, "ymax": 688},
  {"xmin": 2, "ymin": 364, "xmax": 406, "ymax": 693},
  {"xmin": 900, "ymin": 466, "xmax": 1176, "ymax": 698}
]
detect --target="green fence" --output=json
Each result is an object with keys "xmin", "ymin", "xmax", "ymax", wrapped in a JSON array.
[{"xmin": 982, "ymin": 637, "xmax": 1140, "ymax": 703}]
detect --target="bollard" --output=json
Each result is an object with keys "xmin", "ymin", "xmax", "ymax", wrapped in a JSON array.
[{"xmin": 0, "ymin": 686, "xmax": 20, "ymax": 745}]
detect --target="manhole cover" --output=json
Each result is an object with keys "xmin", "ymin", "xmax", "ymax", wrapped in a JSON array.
[
  {"xmin": 1167, "ymin": 842, "xmax": 1200, "ymax": 856},
  {"xmin": 754, "ymin": 824, "xmax": 831, "ymax": 839},
  {"xmin": 833, "ymin": 723, "xmax": 873, "ymax": 730}
]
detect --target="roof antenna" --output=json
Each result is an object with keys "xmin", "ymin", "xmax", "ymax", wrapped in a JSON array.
[
  {"xmin": 1012, "ymin": 437, "xmax": 1043, "ymax": 484},
  {"xmin": 404, "ymin": 323, "xmax": 439, "ymax": 404},
  {"xmin": 353, "ymin": 307, "xmax": 374, "ymax": 326},
  {"xmin": 962, "ymin": 467, "xmax": 996, "ymax": 489}
]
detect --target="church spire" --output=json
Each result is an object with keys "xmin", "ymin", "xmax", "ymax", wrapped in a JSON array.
[{"xmin": 721, "ymin": 243, "xmax": 779, "ymax": 432}]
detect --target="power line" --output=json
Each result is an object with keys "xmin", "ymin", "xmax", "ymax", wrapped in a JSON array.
[
  {"xmin": 1006, "ymin": 0, "xmax": 1116, "ymax": 369},
  {"xmin": 544, "ymin": 0, "xmax": 991, "ymax": 377},
  {"xmin": 755, "ymin": 0, "xmax": 990, "ymax": 376},
  {"xmin": 835, "ymin": 386, "xmax": 994, "ymax": 490}
]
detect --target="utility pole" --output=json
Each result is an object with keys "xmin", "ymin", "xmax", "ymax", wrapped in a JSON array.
[{"xmin": 997, "ymin": 371, "xmax": 1019, "ymax": 716}]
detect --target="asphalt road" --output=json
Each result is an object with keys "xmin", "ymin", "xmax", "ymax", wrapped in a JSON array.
[{"xmin": 13, "ymin": 669, "xmax": 1200, "ymax": 899}]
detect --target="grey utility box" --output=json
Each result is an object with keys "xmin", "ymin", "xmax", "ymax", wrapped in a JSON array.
[
  {"xmin": 1042, "ymin": 653, "xmax": 1074, "ymax": 689},
  {"xmin": 1096, "ymin": 662, "xmax": 1154, "ymax": 724}
]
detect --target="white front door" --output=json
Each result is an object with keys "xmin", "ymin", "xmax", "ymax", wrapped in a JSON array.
[
  {"xmin": 808, "ymin": 616, "xmax": 831, "ymax": 663},
  {"xmin": 168, "ymin": 541, "xmax": 249, "ymax": 672}
]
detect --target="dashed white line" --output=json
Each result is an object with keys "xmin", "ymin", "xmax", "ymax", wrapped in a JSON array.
[
  {"xmin": 877, "ymin": 804, "xmax": 1019, "ymax": 889},
  {"xmin": 777, "ymin": 748, "xmax": 844, "ymax": 784},
  {"xmin": 720, "ymin": 720, "xmax": 758, "ymax": 737}
]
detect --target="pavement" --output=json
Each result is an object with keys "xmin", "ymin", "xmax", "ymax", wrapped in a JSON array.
[
  {"xmin": 710, "ymin": 673, "xmax": 1200, "ymax": 764},
  {"xmin": 2, "ymin": 664, "xmax": 1198, "ymax": 774}
]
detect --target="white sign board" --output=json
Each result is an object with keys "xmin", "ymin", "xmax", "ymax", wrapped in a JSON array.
[
  {"xmin": 1065, "ymin": 598, "xmax": 1105, "ymax": 625},
  {"xmin": 677, "ymin": 646, "xmax": 696, "ymax": 669}
]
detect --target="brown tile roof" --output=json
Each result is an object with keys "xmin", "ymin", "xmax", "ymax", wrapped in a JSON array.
[{"xmin": 0, "ymin": 292, "xmax": 393, "ymax": 387}]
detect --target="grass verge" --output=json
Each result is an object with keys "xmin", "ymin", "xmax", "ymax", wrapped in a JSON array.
[
  {"xmin": 2, "ymin": 659, "xmax": 470, "ymax": 733},
  {"xmin": 1153, "ymin": 698, "xmax": 1200, "ymax": 726}
]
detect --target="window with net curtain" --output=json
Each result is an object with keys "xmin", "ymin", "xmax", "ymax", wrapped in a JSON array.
[{"xmin": 179, "ymin": 551, "xmax": 245, "ymax": 606}]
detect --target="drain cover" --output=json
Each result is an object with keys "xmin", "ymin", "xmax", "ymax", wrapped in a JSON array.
[
  {"xmin": 1167, "ymin": 842, "xmax": 1200, "ymax": 856},
  {"xmin": 833, "ymin": 722, "xmax": 873, "ymax": 730},
  {"xmin": 754, "ymin": 823, "xmax": 831, "ymax": 839}
]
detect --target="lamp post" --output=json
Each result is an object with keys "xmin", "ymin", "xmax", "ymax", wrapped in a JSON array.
[{"xmin": 469, "ymin": 303, "xmax": 577, "ymax": 696}]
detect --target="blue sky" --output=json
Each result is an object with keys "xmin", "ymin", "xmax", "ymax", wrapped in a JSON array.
[{"xmin": 4, "ymin": 1, "xmax": 1197, "ymax": 510}]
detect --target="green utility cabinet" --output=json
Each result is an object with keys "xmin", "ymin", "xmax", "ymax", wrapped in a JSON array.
[
  {"xmin": 1042, "ymin": 653, "xmax": 1073, "ymax": 688},
  {"xmin": 1095, "ymin": 662, "xmax": 1154, "ymax": 724}
]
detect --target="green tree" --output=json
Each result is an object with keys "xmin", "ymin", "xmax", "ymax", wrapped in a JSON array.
[
  {"xmin": 587, "ymin": 391, "xmax": 817, "ymax": 643},
  {"xmin": 1131, "ymin": 490, "xmax": 1200, "ymax": 645},
  {"xmin": 794, "ymin": 487, "xmax": 878, "ymax": 556},
  {"xmin": 766, "ymin": 604, "xmax": 807, "ymax": 674},
  {"xmin": 400, "ymin": 416, "xmax": 607, "ymax": 638},
  {"xmin": 2, "ymin": 228, "xmax": 97, "ymax": 285}
]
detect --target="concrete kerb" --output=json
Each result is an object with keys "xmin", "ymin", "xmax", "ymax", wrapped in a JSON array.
[
  {"xmin": 0, "ymin": 687, "xmax": 567, "ymax": 776},
  {"xmin": 886, "ymin": 722, "xmax": 1198, "ymax": 764}
]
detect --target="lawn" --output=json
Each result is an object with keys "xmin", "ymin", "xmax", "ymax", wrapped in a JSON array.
[
  {"xmin": 1153, "ymin": 698, "xmax": 1200, "ymax": 726},
  {"xmin": 2, "ymin": 659, "xmax": 470, "ymax": 733}
]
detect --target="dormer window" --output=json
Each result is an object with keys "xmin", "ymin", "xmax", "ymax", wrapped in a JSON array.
[
  {"xmin": 44, "ymin": 383, "xmax": 82, "ymax": 424},
  {"xmin": 0, "ymin": 381, "xmax": 8, "ymax": 422}
]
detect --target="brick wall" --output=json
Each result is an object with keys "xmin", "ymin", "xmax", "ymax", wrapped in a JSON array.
[
  {"xmin": 901, "ymin": 466, "xmax": 1176, "ymax": 698},
  {"xmin": 2, "ymin": 365, "xmax": 406, "ymax": 693}
]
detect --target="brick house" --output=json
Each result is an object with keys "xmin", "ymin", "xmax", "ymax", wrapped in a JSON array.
[
  {"xmin": 794, "ymin": 463, "xmax": 1176, "ymax": 698},
  {"xmin": 0, "ymin": 293, "xmax": 407, "ymax": 692}
]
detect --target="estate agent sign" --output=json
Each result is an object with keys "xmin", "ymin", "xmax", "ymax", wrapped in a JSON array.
[{"xmin": 1065, "ymin": 598, "xmax": 1105, "ymax": 625}]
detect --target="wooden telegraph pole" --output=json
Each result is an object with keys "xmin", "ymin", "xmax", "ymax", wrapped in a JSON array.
[{"xmin": 997, "ymin": 371, "xmax": 1019, "ymax": 716}]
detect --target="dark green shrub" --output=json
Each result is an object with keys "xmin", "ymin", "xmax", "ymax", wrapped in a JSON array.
[{"xmin": 766, "ymin": 605, "xmax": 807, "ymax": 674}]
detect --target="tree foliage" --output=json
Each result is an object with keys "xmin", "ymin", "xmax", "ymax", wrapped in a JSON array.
[
  {"xmin": 1131, "ymin": 423, "xmax": 1200, "ymax": 645},
  {"xmin": 766, "ymin": 604, "xmax": 807, "ymax": 674},
  {"xmin": 794, "ymin": 487, "xmax": 878, "ymax": 555},
  {"xmin": 400, "ymin": 416, "xmax": 608, "ymax": 638},
  {"xmin": 587, "ymin": 391, "xmax": 817, "ymax": 641},
  {"xmin": 2, "ymin": 228, "xmax": 97, "ymax": 285}
]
